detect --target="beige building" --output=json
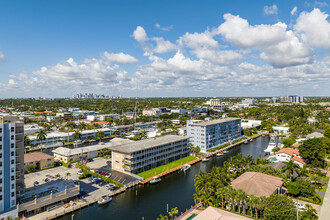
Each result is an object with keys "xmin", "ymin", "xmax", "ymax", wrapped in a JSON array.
[
  {"xmin": 142, "ymin": 109, "xmax": 161, "ymax": 117},
  {"xmin": 24, "ymin": 152, "xmax": 54, "ymax": 171},
  {"xmin": 110, "ymin": 135, "xmax": 190, "ymax": 174},
  {"xmin": 55, "ymin": 112, "xmax": 73, "ymax": 120}
]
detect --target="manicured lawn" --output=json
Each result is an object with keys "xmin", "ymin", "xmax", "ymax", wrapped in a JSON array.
[{"xmin": 137, "ymin": 156, "xmax": 197, "ymax": 179}]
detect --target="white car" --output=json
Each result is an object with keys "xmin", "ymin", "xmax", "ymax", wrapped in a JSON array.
[
  {"xmin": 295, "ymin": 202, "xmax": 305, "ymax": 210},
  {"xmin": 77, "ymin": 170, "xmax": 83, "ymax": 175},
  {"xmin": 105, "ymin": 173, "xmax": 112, "ymax": 178}
]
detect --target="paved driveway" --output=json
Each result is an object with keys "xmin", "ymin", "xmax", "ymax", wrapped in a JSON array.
[{"xmin": 319, "ymin": 180, "xmax": 330, "ymax": 220}]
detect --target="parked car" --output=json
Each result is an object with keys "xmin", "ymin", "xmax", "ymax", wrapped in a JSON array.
[
  {"xmin": 105, "ymin": 173, "xmax": 112, "ymax": 178},
  {"xmin": 33, "ymin": 181, "xmax": 39, "ymax": 187},
  {"xmin": 106, "ymin": 161, "xmax": 112, "ymax": 165},
  {"xmin": 77, "ymin": 170, "xmax": 83, "ymax": 175},
  {"xmin": 98, "ymin": 180, "xmax": 107, "ymax": 186},
  {"xmin": 93, "ymin": 179, "xmax": 102, "ymax": 184},
  {"xmin": 295, "ymin": 202, "xmax": 305, "ymax": 210}
]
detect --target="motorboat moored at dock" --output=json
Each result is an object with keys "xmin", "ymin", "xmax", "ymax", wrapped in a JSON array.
[
  {"xmin": 181, "ymin": 164, "xmax": 191, "ymax": 172},
  {"xmin": 150, "ymin": 176, "xmax": 162, "ymax": 184},
  {"xmin": 98, "ymin": 196, "xmax": 112, "ymax": 205}
]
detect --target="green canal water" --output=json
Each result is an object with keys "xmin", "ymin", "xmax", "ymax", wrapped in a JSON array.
[{"xmin": 59, "ymin": 136, "xmax": 270, "ymax": 220}]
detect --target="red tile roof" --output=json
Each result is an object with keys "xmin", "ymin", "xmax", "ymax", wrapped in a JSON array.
[
  {"xmin": 292, "ymin": 156, "xmax": 307, "ymax": 165},
  {"xmin": 276, "ymin": 148, "xmax": 300, "ymax": 157},
  {"xmin": 87, "ymin": 121, "xmax": 109, "ymax": 125}
]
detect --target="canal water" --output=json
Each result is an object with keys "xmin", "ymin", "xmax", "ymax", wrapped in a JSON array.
[{"xmin": 59, "ymin": 137, "xmax": 270, "ymax": 220}]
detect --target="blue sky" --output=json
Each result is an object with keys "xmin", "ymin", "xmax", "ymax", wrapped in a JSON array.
[{"xmin": 0, "ymin": 0, "xmax": 329, "ymax": 98}]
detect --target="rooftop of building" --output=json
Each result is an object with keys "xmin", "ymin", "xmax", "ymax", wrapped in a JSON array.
[
  {"xmin": 231, "ymin": 172, "xmax": 283, "ymax": 197},
  {"xmin": 276, "ymin": 148, "xmax": 300, "ymax": 156},
  {"xmin": 190, "ymin": 117, "xmax": 240, "ymax": 126},
  {"xmin": 52, "ymin": 138, "xmax": 133, "ymax": 156},
  {"xmin": 109, "ymin": 135, "xmax": 189, "ymax": 154},
  {"xmin": 193, "ymin": 206, "xmax": 251, "ymax": 220},
  {"xmin": 24, "ymin": 152, "xmax": 54, "ymax": 163}
]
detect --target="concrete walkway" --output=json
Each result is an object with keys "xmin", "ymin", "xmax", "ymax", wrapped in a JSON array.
[{"xmin": 319, "ymin": 179, "xmax": 330, "ymax": 220}]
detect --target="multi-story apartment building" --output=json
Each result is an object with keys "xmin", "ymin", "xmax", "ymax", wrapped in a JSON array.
[
  {"xmin": 187, "ymin": 118, "xmax": 241, "ymax": 152},
  {"xmin": 0, "ymin": 116, "xmax": 24, "ymax": 218},
  {"xmin": 110, "ymin": 135, "xmax": 190, "ymax": 174}
]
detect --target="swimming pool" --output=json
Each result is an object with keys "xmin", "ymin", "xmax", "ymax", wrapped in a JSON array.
[
  {"xmin": 187, "ymin": 214, "xmax": 197, "ymax": 220},
  {"xmin": 269, "ymin": 158, "xmax": 278, "ymax": 162}
]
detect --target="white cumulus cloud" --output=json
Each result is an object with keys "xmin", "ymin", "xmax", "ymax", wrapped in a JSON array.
[
  {"xmin": 294, "ymin": 8, "xmax": 330, "ymax": 49},
  {"xmin": 264, "ymin": 4, "xmax": 278, "ymax": 15},
  {"xmin": 102, "ymin": 52, "xmax": 138, "ymax": 64},
  {"xmin": 155, "ymin": 23, "xmax": 173, "ymax": 31}
]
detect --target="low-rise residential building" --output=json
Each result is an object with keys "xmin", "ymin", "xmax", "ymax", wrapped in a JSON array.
[
  {"xmin": 275, "ymin": 148, "xmax": 307, "ymax": 167},
  {"xmin": 190, "ymin": 206, "xmax": 251, "ymax": 220},
  {"xmin": 272, "ymin": 126, "xmax": 289, "ymax": 134},
  {"xmin": 170, "ymin": 109, "xmax": 188, "ymax": 114},
  {"xmin": 187, "ymin": 118, "xmax": 241, "ymax": 152},
  {"xmin": 87, "ymin": 114, "xmax": 120, "ymax": 121},
  {"xmin": 142, "ymin": 108, "xmax": 161, "ymax": 117},
  {"xmin": 24, "ymin": 152, "xmax": 54, "ymax": 171},
  {"xmin": 110, "ymin": 135, "xmax": 190, "ymax": 174},
  {"xmin": 56, "ymin": 112, "xmax": 73, "ymax": 120},
  {"xmin": 53, "ymin": 138, "xmax": 133, "ymax": 163},
  {"xmin": 28, "ymin": 128, "xmax": 112, "ymax": 145},
  {"xmin": 306, "ymin": 131, "xmax": 324, "ymax": 139},
  {"xmin": 24, "ymin": 124, "xmax": 44, "ymax": 135},
  {"xmin": 241, "ymin": 119, "xmax": 262, "ymax": 129}
]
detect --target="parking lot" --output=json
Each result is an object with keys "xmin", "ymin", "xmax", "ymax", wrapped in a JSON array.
[{"xmin": 25, "ymin": 166, "xmax": 80, "ymax": 188}]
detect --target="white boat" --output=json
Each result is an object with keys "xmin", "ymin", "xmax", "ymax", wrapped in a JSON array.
[
  {"xmin": 216, "ymin": 153, "xmax": 224, "ymax": 157},
  {"xmin": 182, "ymin": 164, "xmax": 191, "ymax": 172},
  {"xmin": 150, "ymin": 176, "xmax": 162, "ymax": 184},
  {"xmin": 264, "ymin": 135, "xmax": 277, "ymax": 153},
  {"xmin": 244, "ymin": 141, "xmax": 249, "ymax": 144},
  {"xmin": 98, "ymin": 196, "xmax": 112, "ymax": 205},
  {"xmin": 202, "ymin": 158, "xmax": 209, "ymax": 162},
  {"xmin": 250, "ymin": 139, "xmax": 253, "ymax": 142},
  {"xmin": 222, "ymin": 150, "xmax": 228, "ymax": 153}
]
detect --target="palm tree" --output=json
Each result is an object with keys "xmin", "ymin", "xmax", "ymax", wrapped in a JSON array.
[
  {"xmin": 24, "ymin": 135, "xmax": 31, "ymax": 146},
  {"xmin": 194, "ymin": 171, "xmax": 210, "ymax": 192},
  {"xmin": 168, "ymin": 207, "xmax": 178, "ymax": 220},
  {"xmin": 247, "ymin": 195, "xmax": 257, "ymax": 218},
  {"xmin": 236, "ymin": 189, "xmax": 247, "ymax": 214},
  {"xmin": 72, "ymin": 131, "xmax": 82, "ymax": 141},
  {"xmin": 78, "ymin": 122, "xmax": 87, "ymax": 131},
  {"xmin": 36, "ymin": 129, "xmax": 47, "ymax": 142},
  {"xmin": 282, "ymin": 160, "xmax": 301, "ymax": 181},
  {"xmin": 157, "ymin": 214, "xmax": 168, "ymax": 220},
  {"xmin": 216, "ymin": 188, "xmax": 226, "ymax": 208},
  {"xmin": 96, "ymin": 131, "xmax": 104, "ymax": 142},
  {"xmin": 259, "ymin": 196, "xmax": 267, "ymax": 219}
]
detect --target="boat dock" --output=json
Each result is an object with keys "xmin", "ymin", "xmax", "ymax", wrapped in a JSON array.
[{"xmin": 140, "ymin": 134, "xmax": 261, "ymax": 184}]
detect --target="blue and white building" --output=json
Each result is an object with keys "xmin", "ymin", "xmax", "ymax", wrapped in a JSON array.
[
  {"xmin": 0, "ymin": 116, "xmax": 24, "ymax": 218},
  {"xmin": 187, "ymin": 118, "xmax": 241, "ymax": 152}
]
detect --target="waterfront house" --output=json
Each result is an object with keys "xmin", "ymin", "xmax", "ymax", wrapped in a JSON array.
[
  {"xmin": 231, "ymin": 172, "xmax": 284, "ymax": 197},
  {"xmin": 275, "ymin": 148, "xmax": 307, "ymax": 167}
]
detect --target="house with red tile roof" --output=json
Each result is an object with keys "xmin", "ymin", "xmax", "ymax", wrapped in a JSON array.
[{"xmin": 275, "ymin": 148, "xmax": 307, "ymax": 167}]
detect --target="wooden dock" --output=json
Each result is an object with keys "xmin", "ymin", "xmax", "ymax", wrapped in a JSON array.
[{"xmin": 140, "ymin": 134, "xmax": 261, "ymax": 184}]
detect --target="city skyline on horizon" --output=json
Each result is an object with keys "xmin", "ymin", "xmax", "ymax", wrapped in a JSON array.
[{"xmin": 0, "ymin": 0, "xmax": 329, "ymax": 98}]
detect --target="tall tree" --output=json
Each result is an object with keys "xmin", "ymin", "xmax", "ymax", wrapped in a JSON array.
[
  {"xmin": 282, "ymin": 160, "xmax": 301, "ymax": 181},
  {"xmin": 264, "ymin": 194, "xmax": 296, "ymax": 220},
  {"xmin": 36, "ymin": 129, "xmax": 47, "ymax": 142}
]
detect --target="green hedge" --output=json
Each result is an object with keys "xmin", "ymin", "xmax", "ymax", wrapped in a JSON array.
[{"xmin": 41, "ymin": 165, "xmax": 54, "ymax": 170}]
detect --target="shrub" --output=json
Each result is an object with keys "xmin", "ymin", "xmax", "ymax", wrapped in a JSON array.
[{"xmin": 287, "ymin": 182, "xmax": 300, "ymax": 196}]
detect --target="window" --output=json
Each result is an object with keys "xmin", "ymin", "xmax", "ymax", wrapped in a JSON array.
[
  {"xmin": 0, "ymin": 128, "xmax": 2, "ymax": 133},
  {"xmin": 11, "ymin": 135, "xmax": 14, "ymax": 140},
  {"xmin": 0, "ymin": 179, "xmax": 2, "ymax": 184},
  {"xmin": 0, "ymin": 162, "xmax": 2, "ymax": 167},
  {"xmin": 11, "ymin": 184, "xmax": 14, "ymax": 189},
  {"xmin": 11, "ymin": 160, "xmax": 14, "ymax": 164},
  {"xmin": 0, "ymin": 137, "xmax": 2, "ymax": 141},
  {"xmin": 11, "ymin": 152, "xmax": 14, "ymax": 157},
  {"xmin": 11, "ymin": 192, "xmax": 14, "ymax": 197},
  {"xmin": 0, "ymin": 145, "xmax": 2, "ymax": 150},
  {"xmin": 0, "ymin": 187, "xmax": 2, "ymax": 192},
  {"xmin": 11, "ymin": 127, "xmax": 14, "ymax": 132},
  {"xmin": 0, "ymin": 153, "xmax": 2, "ymax": 159},
  {"xmin": 0, "ymin": 195, "xmax": 2, "ymax": 200},
  {"xmin": 11, "ymin": 176, "xmax": 14, "ymax": 181},
  {"xmin": 11, "ymin": 144, "xmax": 14, "ymax": 148}
]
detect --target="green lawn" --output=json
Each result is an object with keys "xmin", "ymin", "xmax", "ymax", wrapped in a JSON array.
[{"xmin": 137, "ymin": 156, "xmax": 197, "ymax": 179}]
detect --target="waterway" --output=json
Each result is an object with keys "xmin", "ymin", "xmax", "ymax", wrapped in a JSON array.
[{"xmin": 59, "ymin": 136, "xmax": 270, "ymax": 220}]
